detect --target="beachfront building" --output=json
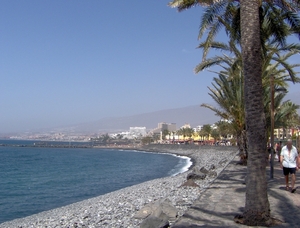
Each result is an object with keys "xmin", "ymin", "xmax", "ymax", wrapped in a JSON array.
[
  {"xmin": 273, "ymin": 127, "xmax": 300, "ymax": 144},
  {"xmin": 150, "ymin": 122, "xmax": 176, "ymax": 134},
  {"xmin": 193, "ymin": 125, "xmax": 203, "ymax": 132},
  {"xmin": 180, "ymin": 123, "xmax": 191, "ymax": 129},
  {"xmin": 273, "ymin": 128, "xmax": 298, "ymax": 140},
  {"xmin": 129, "ymin": 127, "xmax": 147, "ymax": 138},
  {"xmin": 148, "ymin": 122, "xmax": 177, "ymax": 141},
  {"xmin": 158, "ymin": 122, "xmax": 176, "ymax": 132}
]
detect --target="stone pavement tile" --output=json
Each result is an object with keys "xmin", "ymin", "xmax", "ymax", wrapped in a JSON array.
[{"xmin": 172, "ymin": 155, "xmax": 300, "ymax": 228}]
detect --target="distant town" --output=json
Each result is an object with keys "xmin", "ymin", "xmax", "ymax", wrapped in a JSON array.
[
  {"xmin": 2, "ymin": 122, "xmax": 229, "ymax": 145},
  {"xmin": 2, "ymin": 121, "xmax": 299, "ymax": 149}
]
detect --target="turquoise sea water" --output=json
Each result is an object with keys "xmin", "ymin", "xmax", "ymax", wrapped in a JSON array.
[{"xmin": 0, "ymin": 140, "xmax": 190, "ymax": 224}]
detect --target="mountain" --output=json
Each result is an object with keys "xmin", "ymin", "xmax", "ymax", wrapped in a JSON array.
[
  {"xmin": 66, "ymin": 105, "xmax": 220, "ymax": 133},
  {"xmin": 40, "ymin": 89, "xmax": 300, "ymax": 134}
]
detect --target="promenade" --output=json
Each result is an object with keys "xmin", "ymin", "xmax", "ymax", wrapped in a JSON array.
[{"xmin": 172, "ymin": 155, "xmax": 300, "ymax": 227}]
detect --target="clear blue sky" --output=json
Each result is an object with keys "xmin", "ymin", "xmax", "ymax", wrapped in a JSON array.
[{"xmin": 1, "ymin": 1, "xmax": 299, "ymax": 133}]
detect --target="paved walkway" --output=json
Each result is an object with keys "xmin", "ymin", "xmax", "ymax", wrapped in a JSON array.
[{"xmin": 172, "ymin": 155, "xmax": 300, "ymax": 227}]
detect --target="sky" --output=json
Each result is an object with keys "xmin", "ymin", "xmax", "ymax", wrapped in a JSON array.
[{"xmin": 1, "ymin": 1, "xmax": 299, "ymax": 134}]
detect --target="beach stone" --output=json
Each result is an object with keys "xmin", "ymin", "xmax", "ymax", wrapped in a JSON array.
[
  {"xmin": 140, "ymin": 215, "xmax": 169, "ymax": 228},
  {"xmin": 192, "ymin": 166, "xmax": 199, "ymax": 172},
  {"xmin": 218, "ymin": 158, "xmax": 228, "ymax": 165},
  {"xmin": 159, "ymin": 199, "xmax": 178, "ymax": 220},
  {"xmin": 188, "ymin": 166, "xmax": 207, "ymax": 180},
  {"xmin": 134, "ymin": 198, "xmax": 178, "ymax": 220},
  {"xmin": 200, "ymin": 167, "xmax": 209, "ymax": 174},
  {"xmin": 209, "ymin": 164, "xmax": 216, "ymax": 170},
  {"xmin": 207, "ymin": 170, "xmax": 218, "ymax": 178},
  {"xmin": 186, "ymin": 172, "xmax": 206, "ymax": 180},
  {"xmin": 134, "ymin": 205, "xmax": 153, "ymax": 219},
  {"xmin": 138, "ymin": 199, "xmax": 175, "ymax": 228},
  {"xmin": 180, "ymin": 179, "xmax": 200, "ymax": 187}
]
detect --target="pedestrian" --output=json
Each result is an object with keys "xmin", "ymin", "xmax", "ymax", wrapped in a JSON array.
[
  {"xmin": 276, "ymin": 141, "xmax": 282, "ymax": 162},
  {"xmin": 280, "ymin": 139, "xmax": 299, "ymax": 193}
]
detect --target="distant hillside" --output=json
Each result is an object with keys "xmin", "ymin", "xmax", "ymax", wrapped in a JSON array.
[
  {"xmin": 53, "ymin": 90, "xmax": 300, "ymax": 134},
  {"xmin": 67, "ymin": 105, "xmax": 220, "ymax": 133}
]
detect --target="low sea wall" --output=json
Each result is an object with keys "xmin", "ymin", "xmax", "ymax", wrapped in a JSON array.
[{"xmin": 141, "ymin": 144, "xmax": 236, "ymax": 153}]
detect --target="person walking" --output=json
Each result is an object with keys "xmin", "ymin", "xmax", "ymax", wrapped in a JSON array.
[
  {"xmin": 280, "ymin": 139, "xmax": 299, "ymax": 193},
  {"xmin": 276, "ymin": 141, "xmax": 282, "ymax": 162}
]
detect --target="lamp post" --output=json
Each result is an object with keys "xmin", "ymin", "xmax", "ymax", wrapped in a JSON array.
[
  {"xmin": 270, "ymin": 75, "xmax": 275, "ymax": 179},
  {"xmin": 297, "ymin": 130, "xmax": 299, "ymax": 149}
]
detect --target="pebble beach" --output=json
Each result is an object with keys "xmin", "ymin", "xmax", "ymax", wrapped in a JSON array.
[{"xmin": 0, "ymin": 144, "xmax": 238, "ymax": 228}]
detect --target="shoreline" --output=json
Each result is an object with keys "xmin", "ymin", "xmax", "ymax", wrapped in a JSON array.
[{"xmin": 0, "ymin": 144, "xmax": 238, "ymax": 228}]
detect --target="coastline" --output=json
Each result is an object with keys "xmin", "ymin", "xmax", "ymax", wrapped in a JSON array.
[{"xmin": 0, "ymin": 144, "xmax": 238, "ymax": 228}]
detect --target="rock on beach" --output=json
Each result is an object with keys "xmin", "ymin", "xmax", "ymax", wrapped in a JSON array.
[{"xmin": 0, "ymin": 144, "xmax": 237, "ymax": 228}]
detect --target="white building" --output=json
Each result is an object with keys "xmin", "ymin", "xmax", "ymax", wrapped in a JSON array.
[
  {"xmin": 129, "ymin": 127, "xmax": 147, "ymax": 138},
  {"xmin": 193, "ymin": 125, "xmax": 203, "ymax": 132}
]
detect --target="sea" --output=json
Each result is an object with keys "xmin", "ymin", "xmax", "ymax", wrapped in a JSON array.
[{"xmin": 0, "ymin": 139, "xmax": 191, "ymax": 224}]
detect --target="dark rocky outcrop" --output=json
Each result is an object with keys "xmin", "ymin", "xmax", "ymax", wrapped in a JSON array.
[
  {"xmin": 207, "ymin": 170, "xmax": 217, "ymax": 178},
  {"xmin": 186, "ymin": 172, "xmax": 206, "ymax": 180},
  {"xmin": 199, "ymin": 167, "xmax": 209, "ymax": 174},
  {"xmin": 180, "ymin": 179, "xmax": 200, "ymax": 187},
  {"xmin": 135, "ymin": 198, "xmax": 178, "ymax": 228},
  {"xmin": 186, "ymin": 163, "xmax": 218, "ymax": 182},
  {"xmin": 209, "ymin": 164, "xmax": 216, "ymax": 170},
  {"xmin": 140, "ymin": 216, "xmax": 169, "ymax": 228},
  {"xmin": 218, "ymin": 158, "xmax": 228, "ymax": 166}
]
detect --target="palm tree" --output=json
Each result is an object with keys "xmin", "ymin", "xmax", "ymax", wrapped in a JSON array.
[
  {"xmin": 241, "ymin": 6, "xmax": 300, "ymax": 222},
  {"xmin": 210, "ymin": 128, "xmax": 220, "ymax": 143},
  {"xmin": 202, "ymin": 71, "xmax": 247, "ymax": 153},
  {"xmin": 201, "ymin": 124, "xmax": 212, "ymax": 141},
  {"xmin": 239, "ymin": 1, "xmax": 271, "ymax": 225},
  {"xmin": 177, "ymin": 127, "xmax": 194, "ymax": 142},
  {"xmin": 183, "ymin": 127, "xmax": 194, "ymax": 139},
  {"xmin": 202, "ymin": 64, "xmax": 299, "ymax": 159},
  {"xmin": 141, "ymin": 136, "xmax": 152, "ymax": 145},
  {"xmin": 275, "ymin": 100, "xmax": 300, "ymax": 129},
  {"xmin": 162, "ymin": 129, "xmax": 170, "ymax": 140},
  {"xmin": 116, "ymin": 134, "xmax": 123, "ymax": 140},
  {"xmin": 176, "ymin": 128, "xmax": 185, "ymax": 141},
  {"xmin": 152, "ymin": 133, "xmax": 160, "ymax": 143},
  {"xmin": 215, "ymin": 120, "xmax": 234, "ymax": 141},
  {"xmin": 197, "ymin": 129, "xmax": 206, "ymax": 141}
]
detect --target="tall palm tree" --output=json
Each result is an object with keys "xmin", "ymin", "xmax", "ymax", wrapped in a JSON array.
[
  {"xmin": 239, "ymin": 1, "xmax": 271, "ymax": 225},
  {"xmin": 275, "ymin": 100, "xmax": 300, "ymax": 128},
  {"xmin": 215, "ymin": 120, "xmax": 235, "ymax": 140},
  {"xmin": 185, "ymin": 127, "xmax": 195, "ymax": 140},
  {"xmin": 201, "ymin": 124, "xmax": 212, "ymax": 140},
  {"xmin": 202, "ymin": 70, "xmax": 247, "ymax": 153},
  {"xmin": 177, "ymin": 127, "xmax": 194, "ymax": 141},
  {"xmin": 162, "ymin": 129, "xmax": 170, "ymax": 140},
  {"xmin": 197, "ymin": 129, "xmax": 206, "ymax": 141},
  {"xmin": 199, "ymin": 38, "xmax": 299, "ymax": 155},
  {"xmin": 210, "ymin": 128, "xmax": 220, "ymax": 143},
  {"xmin": 240, "ymin": 4, "xmax": 300, "ymax": 223},
  {"xmin": 176, "ymin": 128, "xmax": 186, "ymax": 141}
]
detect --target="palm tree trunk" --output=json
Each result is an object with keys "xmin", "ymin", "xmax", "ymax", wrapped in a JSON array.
[
  {"xmin": 240, "ymin": 0, "xmax": 270, "ymax": 225},
  {"xmin": 236, "ymin": 130, "xmax": 247, "ymax": 164}
]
